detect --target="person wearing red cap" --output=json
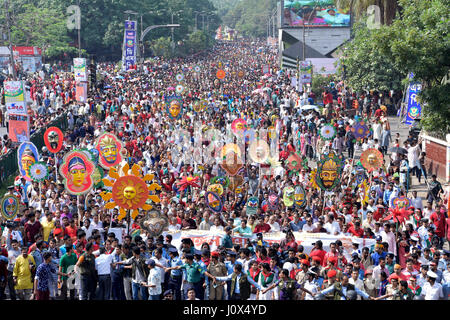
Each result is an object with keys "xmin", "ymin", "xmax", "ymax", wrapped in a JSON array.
[
  {"xmin": 323, "ymin": 242, "xmax": 347, "ymax": 267},
  {"xmin": 206, "ymin": 251, "xmax": 227, "ymax": 300},
  {"xmin": 384, "ymin": 274, "xmax": 400, "ymax": 300},
  {"xmin": 295, "ymin": 259, "xmax": 310, "ymax": 286},
  {"xmin": 321, "ymin": 269, "xmax": 338, "ymax": 300},
  {"xmin": 309, "ymin": 240, "xmax": 326, "ymax": 266}
]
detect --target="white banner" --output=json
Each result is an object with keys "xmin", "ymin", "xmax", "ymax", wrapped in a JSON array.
[
  {"xmin": 73, "ymin": 58, "xmax": 87, "ymax": 82},
  {"xmin": 164, "ymin": 230, "xmax": 376, "ymax": 256}
]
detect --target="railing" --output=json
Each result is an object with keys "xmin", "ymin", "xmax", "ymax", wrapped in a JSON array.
[{"xmin": 0, "ymin": 113, "xmax": 68, "ymax": 186}]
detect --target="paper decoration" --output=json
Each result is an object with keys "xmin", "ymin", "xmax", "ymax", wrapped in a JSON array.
[
  {"xmin": 59, "ymin": 150, "xmax": 95, "ymax": 195},
  {"xmin": 29, "ymin": 162, "xmax": 49, "ymax": 182},
  {"xmin": 177, "ymin": 176, "xmax": 201, "ymax": 193},
  {"xmin": 140, "ymin": 210, "xmax": 169, "ymax": 238},
  {"xmin": 283, "ymin": 187, "xmax": 295, "ymax": 207},
  {"xmin": 360, "ymin": 148, "xmax": 384, "ymax": 172},
  {"xmin": 216, "ymin": 69, "xmax": 226, "ymax": 80},
  {"xmin": 100, "ymin": 163, "xmax": 161, "ymax": 220},
  {"xmin": 390, "ymin": 196, "xmax": 411, "ymax": 209},
  {"xmin": 1, "ymin": 195, "xmax": 19, "ymax": 220},
  {"xmin": 268, "ymin": 193, "xmax": 279, "ymax": 211},
  {"xmin": 315, "ymin": 151, "xmax": 343, "ymax": 191},
  {"xmin": 246, "ymin": 196, "xmax": 259, "ymax": 215},
  {"xmin": 220, "ymin": 144, "xmax": 243, "ymax": 176},
  {"xmin": 205, "ymin": 191, "xmax": 222, "ymax": 213},
  {"xmin": 165, "ymin": 95, "xmax": 183, "ymax": 120},
  {"xmin": 17, "ymin": 141, "xmax": 39, "ymax": 181},
  {"xmin": 319, "ymin": 124, "xmax": 336, "ymax": 141},
  {"xmin": 231, "ymin": 118, "xmax": 247, "ymax": 135},
  {"xmin": 294, "ymin": 185, "xmax": 307, "ymax": 208},
  {"xmin": 175, "ymin": 84, "xmax": 185, "ymax": 94},
  {"xmin": 175, "ymin": 73, "xmax": 184, "ymax": 82},
  {"xmin": 210, "ymin": 176, "xmax": 230, "ymax": 189},
  {"xmin": 248, "ymin": 139, "xmax": 270, "ymax": 163},
  {"xmin": 95, "ymin": 133, "xmax": 125, "ymax": 169},
  {"xmin": 44, "ymin": 127, "xmax": 63, "ymax": 153},
  {"xmin": 351, "ymin": 121, "xmax": 370, "ymax": 141},
  {"xmin": 285, "ymin": 152, "xmax": 303, "ymax": 175}
]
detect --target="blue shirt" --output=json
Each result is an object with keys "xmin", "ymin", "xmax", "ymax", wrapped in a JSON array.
[
  {"xmin": 35, "ymin": 263, "xmax": 56, "ymax": 292},
  {"xmin": 225, "ymin": 260, "xmax": 242, "ymax": 276},
  {"xmin": 169, "ymin": 257, "xmax": 183, "ymax": 277},
  {"xmin": 371, "ymin": 251, "xmax": 387, "ymax": 266}
]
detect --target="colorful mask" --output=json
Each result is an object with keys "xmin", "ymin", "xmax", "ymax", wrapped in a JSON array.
[
  {"xmin": 18, "ymin": 141, "xmax": 39, "ymax": 181},
  {"xmin": 207, "ymin": 183, "xmax": 224, "ymax": 196},
  {"xmin": 246, "ymin": 196, "xmax": 259, "ymax": 215},
  {"xmin": 1, "ymin": 195, "xmax": 19, "ymax": 220},
  {"xmin": 315, "ymin": 151, "xmax": 343, "ymax": 191},
  {"xmin": 166, "ymin": 95, "xmax": 183, "ymax": 120},
  {"xmin": 294, "ymin": 186, "xmax": 307, "ymax": 208},
  {"xmin": 60, "ymin": 150, "xmax": 95, "ymax": 195},
  {"xmin": 231, "ymin": 118, "xmax": 247, "ymax": 135},
  {"xmin": 351, "ymin": 121, "xmax": 370, "ymax": 141},
  {"xmin": 268, "ymin": 193, "xmax": 279, "ymax": 211},
  {"xmin": 249, "ymin": 139, "xmax": 270, "ymax": 163},
  {"xmin": 205, "ymin": 191, "xmax": 222, "ymax": 213},
  {"xmin": 283, "ymin": 187, "xmax": 295, "ymax": 207},
  {"xmin": 140, "ymin": 210, "xmax": 169, "ymax": 238},
  {"xmin": 44, "ymin": 126, "xmax": 63, "ymax": 153},
  {"xmin": 95, "ymin": 133, "xmax": 124, "ymax": 169}
]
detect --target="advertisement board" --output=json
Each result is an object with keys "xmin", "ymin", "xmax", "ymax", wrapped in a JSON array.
[
  {"xmin": 4, "ymin": 81, "xmax": 27, "ymax": 116},
  {"xmin": 283, "ymin": 0, "xmax": 350, "ymax": 27},
  {"xmin": 122, "ymin": 20, "xmax": 137, "ymax": 71},
  {"xmin": 73, "ymin": 58, "xmax": 87, "ymax": 82},
  {"xmin": 404, "ymin": 82, "xmax": 422, "ymax": 125},
  {"xmin": 75, "ymin": 82, "xmax": 88, "ymax": 102},
  {"xmin": 8, "ymin": 114, "xmax": 29, "ymax": 142}
]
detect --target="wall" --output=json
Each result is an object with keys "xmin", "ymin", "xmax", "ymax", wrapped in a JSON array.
[{"xmin": 422, "ymin": 134, "xmax": 450, "ymax": 182}]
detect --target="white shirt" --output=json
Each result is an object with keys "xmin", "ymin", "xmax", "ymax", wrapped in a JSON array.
[
  {"xmin": 380, "ymin": 230, "xmax": 397, "ymax": 256},
  {"xmin": 210, "ymin": 225, "xmax": 224, "ymax": 232},
  {"xmin": 303, "ymin": 280, "xmax": 318, "ymax": 300},
  {"xmin": 302, "ymin": 223, "xmax": 314, "ymax": 233},
  {"xmin": 95, "ymin": 253, "xmax": 113, "ymax": 275},
  {"xmin": 324, "ymin": 221, "xmax": 341, "ymax": 235},
  {"xmin": 421, "ymin": 282, "xmax": 444, "ymax": 300},
  {"xmin": 151, "ymin": 257, "xmax": 168, "ymax": 284},
  {"xmin": 411, "ymin": 197, "xmax": 423, "ymax": 210},
  {"xmin": 147, "ymin": 267, "xmax": 162, "ymax": 295}
]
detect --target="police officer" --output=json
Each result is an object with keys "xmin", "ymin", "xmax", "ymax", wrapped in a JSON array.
[{"xmin": 167, "ymin": 247, "xmax": 183, "ymax": 300}]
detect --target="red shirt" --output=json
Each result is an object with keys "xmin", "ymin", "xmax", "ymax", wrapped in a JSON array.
[
  {"xmin": 309, "ymin": 249, "xmax": 326, "ymax": 265},
  {"xmin": 253, "ymin": 223, "xmax": 271, "ymax": 233},
  {"xmin": 65, "ymin": 225, "xmax": 78, "ymax": 241},
  {"xmin": 24, "ymin": 221, "xmax": 42, "ymax": 244},
  {"xmin": 348, "ymin": 226, "xmax": 364, "ymax": 238},
  {"xmin": 430, "ymin": 211, "xmax": 446, "ymax": 237}
]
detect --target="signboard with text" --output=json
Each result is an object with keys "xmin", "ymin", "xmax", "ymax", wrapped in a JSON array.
[{"xmin": 122, "ymin": 20, "xmax": 137, "ymax": 71}]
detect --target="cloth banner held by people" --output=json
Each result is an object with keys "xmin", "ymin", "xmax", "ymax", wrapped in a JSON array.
[{"xmin": 165, "ymin": 230, "xmax": 376, "ymax": 256}]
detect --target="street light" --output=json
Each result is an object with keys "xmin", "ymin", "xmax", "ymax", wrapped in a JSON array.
[{"xmin": 194, "ymin": 11, "xmax": 206, "ymax": 31}]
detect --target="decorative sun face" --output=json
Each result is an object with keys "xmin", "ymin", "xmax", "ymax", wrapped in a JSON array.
[{"xmin": 101, "ymin": 163, "xmax": 161, "ymax": 220}]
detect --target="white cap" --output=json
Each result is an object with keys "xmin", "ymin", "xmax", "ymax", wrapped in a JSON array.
[{"xmin": 427, "ymin": 270, "xmax": 438, "ymax": 279}]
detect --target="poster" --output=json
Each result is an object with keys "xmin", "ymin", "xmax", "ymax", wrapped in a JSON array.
[
  {"xmin": 8, "ymin": 114, "xmax": 29, "ymax": 143},
  {"xmin": 404, "ymin": 82, "xmax": 422, "ymax": 125},
  {"xmin": 75, "ymin": 82, "xmax": 87, "ymax": 103},
  {"xmin": 4, "ymin": 81, "xmax": 27, "ymax": 116},
  {"xmin": 73, "ymin": 58, "xmax": 87, "ymax": 82},
  {"xmin": 122, "ymin": 20, "xmax": 137, "ymax": 71}
]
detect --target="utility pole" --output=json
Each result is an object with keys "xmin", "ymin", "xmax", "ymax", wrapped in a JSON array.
[
  {"xmin": 5, "ymin": 0, "xmax": 16, "ymax": 80},
  {"xmin": 77, "ymin": 0, "xmax": 81, "ymax": 57}
]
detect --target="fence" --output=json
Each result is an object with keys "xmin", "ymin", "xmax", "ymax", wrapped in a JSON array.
[{"xmin": 0, "ymin": 113, "xmax": 68, "ymax": 186}]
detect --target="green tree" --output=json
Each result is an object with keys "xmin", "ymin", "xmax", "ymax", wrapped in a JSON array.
[
  {"xmin": 10, "ymin": 4, "xmax": 77, "ymax": 58},
  {"xmin": 375, "ymin": 0, "xmax": 450, "ymax": 137},
  {"xmin": 337, "ymin": 21, "xmax": 406, "ymax": 92},
  {"xmin": 150, "ymin": 36, "xmax": 173, "ymax": 58}
]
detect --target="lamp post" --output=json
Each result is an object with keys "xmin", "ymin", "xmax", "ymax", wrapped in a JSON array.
[
  {"xmin": 170, "ymin": 10, "xmax": 182, "ymax": 55},
  {"xmin": 4, "ymin": 0, "xmax": 16, "ymax": 80}
]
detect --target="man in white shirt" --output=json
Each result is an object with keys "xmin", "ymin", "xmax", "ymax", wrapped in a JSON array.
[
  {"xmin": 420, "ymin": 271, "xmax": 444, "ymax": 300},
  {"xmin": 410, "ymin": 190, "xmax": 423, "ymax": 211},
  {"xmin": 95, "ymin": 247, "xmax": 114, "ymax": 300},
  {"xmin": 372, "ymin": 256, "xmax": 389, "ymax": 286},
  {"xmin": 198, "ymin": 212, "xmax": 212, "ymax": 231},
  {"xmin": 302, "ymin": 218, "xmax": 315, "ymax": 233},
  {"xmin": 142, "ymin": 259, "xmax": 162, "ymax": 300},
  {"xmin": 151, "ymin": 248, "xmax": 168, "ymax": 291},
  {"xmin": 380, "ymin": 223, "xmax": 396, "ymax": 257},
  {"xmin": 324, "ymin": 214, "xmax": 340, "ymax": 235}
]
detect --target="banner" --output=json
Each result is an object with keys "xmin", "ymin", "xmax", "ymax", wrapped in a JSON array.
[
  {"xmin": 262, "ymin": 64, "xmax": 270, "ymax": 74},
  {"xmin": 122, "ymin": 20, "xmax": 137, "ymax": 71},
  {"xmin": 8, "ymin": 114, "xmax": 29, "ymax": 142},
  {"xmin": 404, "ymin": 82, "xmax": 422, "ymax": 125},
  {"xmin": 164, "ymin": 230, "xmax": 376, "ymax": 256},
  {"xmin": 73, "ymin": 58, "xmax": 87, "ymax": 82},
  {"xmin": 75, "ymin": 82, "xmax": 87, "ymax": 102},
  {"xmin": 4, "ymin": 81, "xmax": 27, "ymax": 116}
]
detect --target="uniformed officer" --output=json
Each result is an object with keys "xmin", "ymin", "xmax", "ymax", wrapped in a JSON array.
[{"xmin": 167, "ymin": 247, "xmax": 183, "ymax": 300}]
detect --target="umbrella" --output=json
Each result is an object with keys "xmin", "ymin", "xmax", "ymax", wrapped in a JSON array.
[
  {"xmin": 389, "ymin": 147, "xmax": 408, "ymax": 155},
  {"xmin": 167, "ymin": 87, "xmax": 175, "ymax": 91}
]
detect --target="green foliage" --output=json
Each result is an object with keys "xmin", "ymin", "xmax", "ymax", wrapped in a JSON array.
[
  {"xmin": 375, "ymin": 0, "xmax": 450, "ymax": 137},
  {"xmin": 341, "ymin": 0, "xmax": 450, "ymax": 136},
  {"xmin": 150, "ymin": 37, "xmax": 173, "ymax": 58},
  {"xmin": 337, "ymin": 21, "xmax": 406, "ymax": 92},
  {"xmin": 311, "ymin": 74, "xmax": 336, "ymax": 97},
  {"xmin": 220, "ymin": 0, "xmax": 277, "ymax": 38}
]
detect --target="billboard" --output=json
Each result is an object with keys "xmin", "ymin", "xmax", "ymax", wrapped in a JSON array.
[
  {"xmin": 122, "ymin": 20, "xmax": 137, "ymax": 71},
  {"xmin": 4, "ymin": 81, "xmax": 27, "ymax": 116},
  {"xmin": 75, "ymin": 82, "xmax": 88, "ymax": 103},
  {"xmin": 283, "ymin": 0, "xmax": 350, "ymax": 27},
  {"xmin": 8, "ymin": 114, "xmax": 29, "ymax": 142},
  {"xmin": 73, "ymin": 58, "xmax": 87, "ymax": 82}
]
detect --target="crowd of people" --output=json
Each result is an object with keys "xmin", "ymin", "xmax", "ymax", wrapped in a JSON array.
[{"xmin": 0, "ymin": 39, "xmax": 449, "ymax": 301}]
